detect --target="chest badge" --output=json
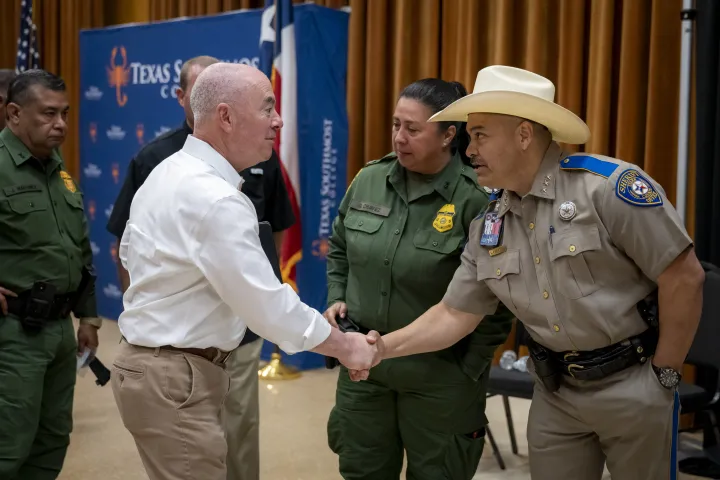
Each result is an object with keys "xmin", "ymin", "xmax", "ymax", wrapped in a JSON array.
[
  {"xmin": 59, "ymin": 171, "xmax": 77, "ymax": 193},
  {"xmin": 558, "ymin": 201, "xmax": 577, "ymax": 221},
  {"xmin": 433, "ymin": 204, "xmax": 456, "ymax": 232}
]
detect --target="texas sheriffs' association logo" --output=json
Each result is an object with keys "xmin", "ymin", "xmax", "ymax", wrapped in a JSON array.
[
  {"xmin": 89, "ymin": 122, "xmax": 97, "ymax": 143},
  {"xmin": 112, "ymin": 163, "xmax": 120, "ymax": 184},
  {"xmin": 59, "ymin": 171, "xmax": 77, "ymax": 193},
  {"xmin": 433, "ymin": 204, "xmax": 456, "ymax": 233},
  {"xmin": 88, "ymin": 200, "xmax": 96, "ymax": 220},
  {"xmin": 616, "ymin": 169, "xmax": 663, "ymax": 207},
  {"xmin": 312, "ymin": 238, "xmax": 330, "ymax": 259},
  {"xmin": 107, "ymin": 46, "xmax": 129, "ymax": 107},
  {"xmin": 136, "ymin": 123, "xmax": 145, "ymax": 145}
]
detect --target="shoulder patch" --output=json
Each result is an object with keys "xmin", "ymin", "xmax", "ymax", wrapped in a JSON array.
[
  {"xmin": 615, "ymin": 169, "xmax": 663, "ymax": 207},
  {"xmin": 560, "ymin": 155, "xmax": 619, "ymax": 179}
]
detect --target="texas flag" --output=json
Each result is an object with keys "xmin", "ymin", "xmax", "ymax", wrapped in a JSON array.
[{"xmin": 260, "ymin": 0, "xmax": 302, "ymax": 291}]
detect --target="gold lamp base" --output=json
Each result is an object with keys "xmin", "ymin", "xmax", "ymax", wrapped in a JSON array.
[{"xmin": 258, "ymin": 352, "xmax": 301, "ymax": 380}]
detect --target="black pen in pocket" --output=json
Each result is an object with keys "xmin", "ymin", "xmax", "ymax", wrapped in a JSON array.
[{"xmin": 549, "ymin": 225, "xmax": 555, "ymax": 248}]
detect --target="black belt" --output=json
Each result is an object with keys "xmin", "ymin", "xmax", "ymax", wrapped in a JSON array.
[
  {"xmin": 548, "ymin": 328, "xmax": 658, "ymax": 381},
  {"xmin": 5, "ymin": 291, "xmax": 75, "ymax": 320}
]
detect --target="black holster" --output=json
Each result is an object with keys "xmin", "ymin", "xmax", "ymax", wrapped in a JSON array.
[
  {"xmin": 20, "ymin": 282, "xmax": 58, "ymax": 334},
  {"xmin": 637, "ymin": 289, "xmax": 660, "ymax": 330},
  {"xmin": 527, "ymin": 338, "xmax": 561, "ymax": 393},
  {"xmin": 324, "ymin": 315, "xmax": 361, "ymax": 369}
]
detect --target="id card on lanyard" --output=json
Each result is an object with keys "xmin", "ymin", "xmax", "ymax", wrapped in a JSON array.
[{"xmin": 480, "ymin": 191, "xmax": 504, "ymax": 247}]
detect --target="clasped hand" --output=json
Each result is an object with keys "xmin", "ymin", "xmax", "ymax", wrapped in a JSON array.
[{"xmin": 337, "ymin": 331, "xmax": 384, "ymax": 381}]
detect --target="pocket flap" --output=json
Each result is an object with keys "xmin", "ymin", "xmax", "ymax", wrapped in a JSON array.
[
  {"xmin": 64, "ymin": 192, "xmax": 84, "ymax": 210},
  {"xmin": 344, "ymin": 214, "xmax": 383, "ymax": 234},
  {"xmin": 413, "ymin": 229, "xmax": 463, "ymax": 255},
  {"xmin": 549, "ymin": 224, "xmax": 601, "ymax": 261},
  {"xmin": 476, "ymin": 249, "xmax": 521, "ymax": 280},
  {"xmin": 8, "ymin": 195, "xmax": 48, "ymax": 214}
]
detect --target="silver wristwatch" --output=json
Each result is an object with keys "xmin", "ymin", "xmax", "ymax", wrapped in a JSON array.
[{"xmin": 652, "ymin": 365, "xmax": 682, "ymax": 389}]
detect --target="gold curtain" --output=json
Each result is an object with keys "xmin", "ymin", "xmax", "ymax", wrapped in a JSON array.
[{"xmin": 348, "ymin": 0, "xmax": 694, "ymax": 235}]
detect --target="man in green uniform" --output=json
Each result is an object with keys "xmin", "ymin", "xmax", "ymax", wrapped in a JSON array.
[
  {"xmin": 325, "ymin": 78, "xmax": 513, "ymax": 480},
  {"xmin": 0, "ymin": 69, "xmax": 101, "ymax": 480}
]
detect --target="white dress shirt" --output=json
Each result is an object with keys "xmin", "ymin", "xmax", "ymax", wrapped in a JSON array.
[{"xmin": 118, "ymin": 135, "xmax": 331, "ymax": 353}]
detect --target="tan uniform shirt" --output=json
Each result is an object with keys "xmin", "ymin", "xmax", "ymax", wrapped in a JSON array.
[{"xmin": 443, "ymin": 142, "xmax": 692, "ymax": 352}]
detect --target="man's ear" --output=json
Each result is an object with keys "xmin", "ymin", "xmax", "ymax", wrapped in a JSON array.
[
  {"xmin": 5, "ymin": 102, "xmax": 21, "ymax": 124},
  {"xmin": 518, "ymin": 121, "xmax": 534, "ymax": 151},
  {"xmin": 176, "ymin": 88, "xmax": 185, "ymax": 107}
]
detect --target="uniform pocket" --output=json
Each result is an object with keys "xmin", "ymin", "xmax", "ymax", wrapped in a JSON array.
[
  {"xmin": 343, "ymin": 212, "xmax": 384, "ymax": 266},
  {"xmin": 476, "ymin": 249, "xmax": 529, "ymax": 313},
  {"xmin": 62, "ymin": 192, "xmax": 87, "ymax": 245},
  {"xmin": 442, "ymin": 428, "xmax": 486, "ymax": 480},
  {"xmin": 549, "ymin": 224, "xmax": 602, "ymax": 299},
  {"xmin": 413, "ymin": 229, "xmax": 464, "ymax": 255}
]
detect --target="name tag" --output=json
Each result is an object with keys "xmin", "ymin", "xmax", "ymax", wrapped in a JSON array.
[
  {"xmin": 3, "ymin": 184, "xmax": 42, "ymax": 197},
  {"xmin": 250, "ymin": 168, "xmax": 264, "ymax": 175},
  {"xmin": 350, "ymin": 200, "xmax": 390, "ymax": 217}
]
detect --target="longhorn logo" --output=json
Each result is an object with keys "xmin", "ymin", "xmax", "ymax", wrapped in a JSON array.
[
  {"xmin": 89, "ymin": 122, "xmax": 97, "ymax": 142},
  {"xmin": 112, "ymin": 163, "xmax": 120, "ymax": 184},
  {"xmin": 107, "ymin": 46, "xmax": 129, "ymax": 107},
  {"xmin": 136, "ymin": 123, "xmax": 144, "ymax": 145}
]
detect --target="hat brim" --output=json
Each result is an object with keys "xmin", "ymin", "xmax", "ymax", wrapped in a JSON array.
[{"xmin": 428, "ymin": 90, "xmax": 591, "ymax": 145}]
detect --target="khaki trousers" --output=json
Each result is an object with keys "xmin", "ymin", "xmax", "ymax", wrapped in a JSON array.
[
  {"xmin": 222, "ymin": 338, "xmax": 263, "ymax": 480},
  {"xmin": 111, "ymin": 342, "xmax": 230, "ymax": 480},
  {"xmin": 527, "ymin": 359, "xmax": 680, "ymax": 480}
]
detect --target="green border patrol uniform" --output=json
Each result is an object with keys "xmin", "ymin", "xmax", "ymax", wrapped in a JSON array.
[
  {"xmin": 326, "ymin": 152, "xmax": 513, "ymax": 480},
  {"xmin": 0, "ymin": 128, "xmax": 98, "ymax": 480}
]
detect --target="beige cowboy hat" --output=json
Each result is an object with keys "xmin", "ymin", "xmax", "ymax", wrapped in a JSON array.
[{"xmin": 429, "ymin": 65, "xmax": 591, "ymax": 145}]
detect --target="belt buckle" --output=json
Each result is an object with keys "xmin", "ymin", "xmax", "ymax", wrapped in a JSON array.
[{"xmin": 567, "ymin": 363, "xmax": 585, "ymax": 377}]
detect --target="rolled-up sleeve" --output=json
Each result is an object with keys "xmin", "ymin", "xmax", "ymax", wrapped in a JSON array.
[{"xmin": 193, "ymin": 195, "xmax": 331, "ymax": 354}]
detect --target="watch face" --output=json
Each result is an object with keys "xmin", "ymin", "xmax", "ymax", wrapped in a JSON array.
[{"xmin": 657, "ymin": 368, "xmax": 681, "ymax": 388}]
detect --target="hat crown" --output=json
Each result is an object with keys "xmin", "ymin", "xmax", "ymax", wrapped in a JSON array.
[{"xmin": 473, "ymin": 65, "xmax": 556, "ymax": 102}]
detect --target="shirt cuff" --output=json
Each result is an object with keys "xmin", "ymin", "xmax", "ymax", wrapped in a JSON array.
[
  {"xmin": 80, "ymin": 317, "xmax": 103, "ymax": 328},
  {"xmin": 277, "ymin": 312, "xmax": 331, "ymax": 354}
]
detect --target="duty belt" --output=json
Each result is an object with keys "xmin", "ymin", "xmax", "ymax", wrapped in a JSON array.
[
  {"xmin": 5, "ymin": 291, "xmax": 75, "ymax": 320},
  {"xmin": 550, "ymin": 328, "xmax": 658, "ymax": 381}
]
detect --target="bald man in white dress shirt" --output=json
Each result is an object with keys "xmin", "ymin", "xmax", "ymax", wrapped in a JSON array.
[{"xmin": 110, "ymin": 63, "xmax": 379, "ymax": 480}]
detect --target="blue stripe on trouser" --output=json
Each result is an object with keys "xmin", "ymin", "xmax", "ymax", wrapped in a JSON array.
[{"xmin": 670, "ymin": 390, "xmax": 680, "ymax": 480}]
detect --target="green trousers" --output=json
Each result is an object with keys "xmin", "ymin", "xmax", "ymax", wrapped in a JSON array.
[
  {"xmin": 327, "ymin": 350, "xmax": 489, "ymax": 480},
  {"xmin": 0, "ymin": 315, "xmax": 77, "ymax": 480}
]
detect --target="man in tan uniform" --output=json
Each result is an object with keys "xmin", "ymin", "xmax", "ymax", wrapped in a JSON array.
[{"xmin": 365, "ymin": 66, "xmax": 705, "ymax": 480}]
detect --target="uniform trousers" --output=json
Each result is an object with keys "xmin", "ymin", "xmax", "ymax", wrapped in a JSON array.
[
  {"xmin": 111, "ymin": 341, "xmax": 230, "ymax": 480},
  {"xmin": 528, "ymin": 359, "xmax": 680, "ymax": 480},
  {"xmin": 222, "ymin": 338, "xmax": 263, "ymax": 480},
  {"xmin": 0, "ymin": 315, "xmax": 76, "ymax": 480},
  {"xmin": 328, "ymin": 350, "xmax": 489, "ymax": 480}
]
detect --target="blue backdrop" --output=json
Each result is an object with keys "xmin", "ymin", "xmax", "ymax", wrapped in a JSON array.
[{"xmin": 78, "ymin": 5, "xmax": 349, "ymax": 369}]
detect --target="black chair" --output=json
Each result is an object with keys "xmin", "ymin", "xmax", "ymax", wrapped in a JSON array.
[
  {"xmin": 485, "ymin": 319, "xmax": 534, "ymax": 469},
  {"xmin": 678, "ymin": 261, "xmax": 720, "ymax": 473}
]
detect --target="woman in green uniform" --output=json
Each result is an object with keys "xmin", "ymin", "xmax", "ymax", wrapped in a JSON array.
[{"xmin": 324, "ymin": 79, "xmax": 513, "ymax": 480}]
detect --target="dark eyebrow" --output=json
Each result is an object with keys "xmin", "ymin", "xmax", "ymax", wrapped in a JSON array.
[
  {"xmin": 262, "ymin": 96, "xmax": 275, "ymax": 108},
  {"xmin": 468, "ymin": 125, "xmax": 487, "ymax": 133}
]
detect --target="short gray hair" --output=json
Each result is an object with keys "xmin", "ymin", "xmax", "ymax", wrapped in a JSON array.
[{"xmin": 189, "ymin": 63, "xmax": 239, "ymax": 126}]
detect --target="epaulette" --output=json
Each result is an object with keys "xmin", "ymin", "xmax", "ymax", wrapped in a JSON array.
[
  {"xmin": 364, "ymin": 152, "xmax": 397, "ymax": 168},
  {"xmin": 559, "ymin": 154, "xmax": 619, "ymax": 179}
]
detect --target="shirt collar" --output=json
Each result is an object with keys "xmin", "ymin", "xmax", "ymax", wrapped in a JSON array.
[
  {"xmin": 387, "ymin": 152, "xmax": 465, "ymax": 203},
  {"xmin": 0, "ymin": 128, "xmax": 63, "ymax": 170},
  {"xmin": 497, "ymin": 142, "xmax": 565, "ymax": 218},
  {"xmin": 182, "ymin": 135, "xmax": 243, "ymax": 189}
]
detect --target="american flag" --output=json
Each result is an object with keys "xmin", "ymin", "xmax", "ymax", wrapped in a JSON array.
[{"xmin": 16, "ymin": 0, "xmax": 40, "ymax": 73}]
